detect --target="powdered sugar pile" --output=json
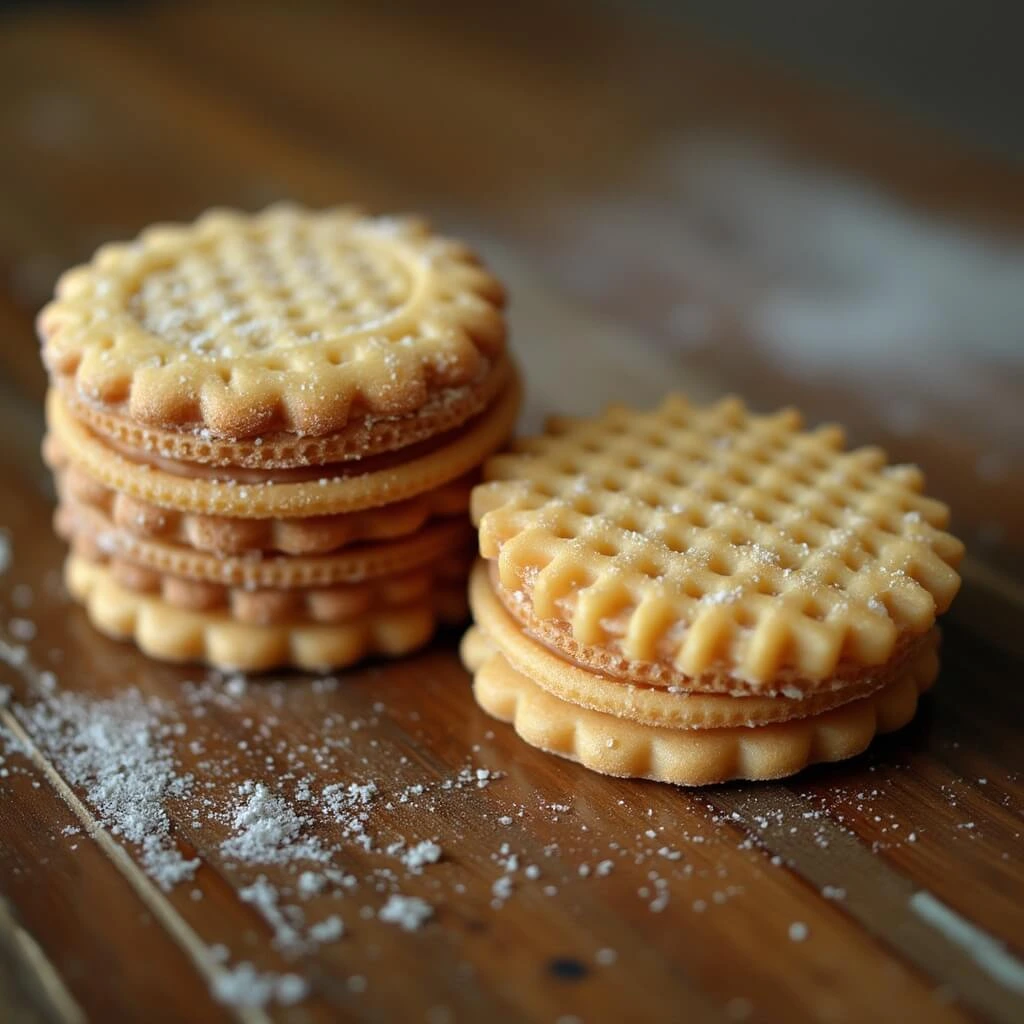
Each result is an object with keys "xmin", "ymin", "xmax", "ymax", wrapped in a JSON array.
[
  {"xmin": 10, "ymin": 687, "xmax": 199, "ymax": 890},
  {"xmin": 221, "ymin": 780, "xmax": 329, "ymax": 865},
  {"xmin": 396, "ymin": 839, "xmax": 443, "ymax": 873}
]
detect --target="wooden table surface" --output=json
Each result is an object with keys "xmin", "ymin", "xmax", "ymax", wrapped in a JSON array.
[{"xmin": 0, "ymin": 4, "xmax": 1022, "ymax": 1023}]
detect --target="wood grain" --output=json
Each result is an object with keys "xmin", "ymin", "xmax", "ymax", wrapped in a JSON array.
[{"xmin": 0, "ymin": 3, "xmax": 1021, "ymax": 1023}]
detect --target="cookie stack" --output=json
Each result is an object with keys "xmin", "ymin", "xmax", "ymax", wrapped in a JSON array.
[
  {"xmin": 40, "ymin": 205, "xmax": 520, "ymax": 672},
  {"xmin": 462, "ymin": 395, "xmax": 964, "ymax": 784}
]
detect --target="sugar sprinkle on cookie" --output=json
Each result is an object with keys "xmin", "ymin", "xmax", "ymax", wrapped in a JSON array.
[
  {"xmin": 463, "ymin": 394, "xmax": 963, "ymax": 784},
  {"xmin": 40, "ymin": 206, "xmax": 520, "ymax": 671}
]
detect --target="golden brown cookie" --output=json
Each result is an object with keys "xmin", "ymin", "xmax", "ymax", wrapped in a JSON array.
[
  {"xmin": 51, "ymin": 451, "xmax": 473, "ymax": 555},
  {"xmin": 466, "ymin": 561, "xmax": 936, "ymax": 729},
  {"xmin": 56, "ymin": 355, "xmax": 512, "ymax": 470},
  {"xmin": 67, "ymin": 554, "xmax": 467, "ymax": 672},
  {"xmin": 46, "ymin": 373, "xmax": 520, "ymax": 518},
  {"xmin": 462, "ymin": 620, "xmax": 937, "ymax": 785},
  {"xmin": 473, "ymin": 395, "xmax": 963, "ymax": 693},
  {"xmin": 69, "ymin": 546, "xmax": 473, "ymax": 625},
  {"xmin": 40, "ymin": 205, "xmax": 507, "ymax": 440},
  {"xmin": 56, "ymin": 496, "xmax": 475, "ymax": 588}
]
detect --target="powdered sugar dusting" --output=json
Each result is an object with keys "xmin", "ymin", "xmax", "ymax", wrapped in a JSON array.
[
  {"xmin": 221, "ymin": 780, "xmax": 329, "ymax": 865},
  {"xmin": 0, "ymin": 652, "xmax": 515, "ymax": 1009},
  {"xmin": 0, "ymin": 583, "xmax": 1012, "ymax": 1017},
  {"xmin": 10, "ymin": 687, "xmax": 198, "ymax": 890}
]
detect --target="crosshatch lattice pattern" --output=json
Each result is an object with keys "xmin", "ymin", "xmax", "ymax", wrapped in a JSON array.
[
  {"xmin": 473, "ymin": 396, "xmax": 964, "ymax": 685},
  {"xmin": 39, "ymin": 205, "xmax": 506, "ymax": 436}
]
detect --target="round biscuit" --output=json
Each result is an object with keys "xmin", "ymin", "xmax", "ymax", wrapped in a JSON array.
[
  {"xmin": 46, "ymin": 371, "xmax": 521, "ymax": 518},
  {"xmin": 55, "ymin": 354, "xmax": 512, "ymax": 469},
  {"xmin": 50, "ymin": 453, "xmax": 472, "ymax": 556},
  {"xmin": 65, "ymin": 554, "xmax": 468, "ymax": 672},
  {"xmin": 71, "ymin": 545, "xmax": 473, "ymax": 625},
  {"xmin": 40, "ymin": 205, "xmax": 506, "ymax": 439},
  {"xmin": 464, "ymin": 628, "xmax": 938, "ymax": 786},
  {"xmin": 465, "ymin": 561, "xmax": 938, "ymax": 728},
  {"xmin": 56, "ymin": 497, "xmax": 475, "ymax": 588},
  {"xmin": 473, "ymin": 394, "xmax": 963, "ymax": 689}
]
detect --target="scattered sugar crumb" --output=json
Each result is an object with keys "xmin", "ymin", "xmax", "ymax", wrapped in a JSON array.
[
  {"xmin": 212, "ymin": 963, "xmax": 309, "ymax": 1008},
  {"xmin": 492, "ymin": 876, "xmax": 515, "ymax": 902},
  {"xmin": 309, "ymin": 915, "xmax": 344, "ymax": 943},
  {"xmin": 8, "ymin": 618, "xmax": 35, "ymax": 642},
  {"xmin": 378, "ymin": 894, "xmax": 433, "ymax": 931},
  {"xmin": 223, "ymin": 675, "xmax": 247, "ymax": 698},
  {"xmin": 297, "ymin": 870, "xmax": 326, "ymax": 898},
  {"xmin": 402, "ymin": 839, "xmax": 442, "ymax": 873}
]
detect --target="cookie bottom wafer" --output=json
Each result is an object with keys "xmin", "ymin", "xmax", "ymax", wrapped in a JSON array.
[
  {"xmin": 57, "ymin": 498, "xmax": 475, "ymax": 588},
  {"xmin": 468, "ymin": 563, "xmax": 937, "ymax": 728},
  {"xmin": 66, "ymin": 555, "xmax": 467, "ymax": 672},
  {"xmin": 73, "ymin": 547, "xmax": 473, "ymax": 625},
  {"xmin": 462, "ymin": 635, "xmax": 937, "ymax": 785}
]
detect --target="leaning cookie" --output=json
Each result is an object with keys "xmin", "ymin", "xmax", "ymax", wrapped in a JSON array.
[{"xmin": 463, "ymin": 394, "xmax": 963, "ymax": 784}]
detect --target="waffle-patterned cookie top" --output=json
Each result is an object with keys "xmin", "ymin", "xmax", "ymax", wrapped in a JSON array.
[
  {"xmin": 40, "ymin": 205, "xmax": 506, "ymax": 438},
  {"xmin": 473, "ymin": 395, "xmax": 964, "ymax": 686}
]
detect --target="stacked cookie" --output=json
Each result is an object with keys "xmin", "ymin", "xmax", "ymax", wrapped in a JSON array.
[
  {"xmin": 462, "ymin": 395, "xmax": 964, "ymax": 784},
  {"xmin": 40, "ymin": 205, "xmax": 520, "ymax": 672}
]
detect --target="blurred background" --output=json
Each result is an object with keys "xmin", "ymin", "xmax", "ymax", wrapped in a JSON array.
[{"xmin": 1, "ymin": 0, "xmax": 1021, "ymax": 576}]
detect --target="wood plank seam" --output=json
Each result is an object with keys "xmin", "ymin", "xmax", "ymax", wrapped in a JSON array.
[
  {"xmin": 0, "ymin": 687, "xmax": 272, "ymax": 1024},
  {"xmin": 0, "ymin": 895, "xmax": 86, "ymax": 1024},
  {"xmin": 710, "ymin": 788, "xmax": 1024, "ymax": 1023},
  {"xmin": 909, "ymin": 892, "xmax": 1024, "ymax": 995}
]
